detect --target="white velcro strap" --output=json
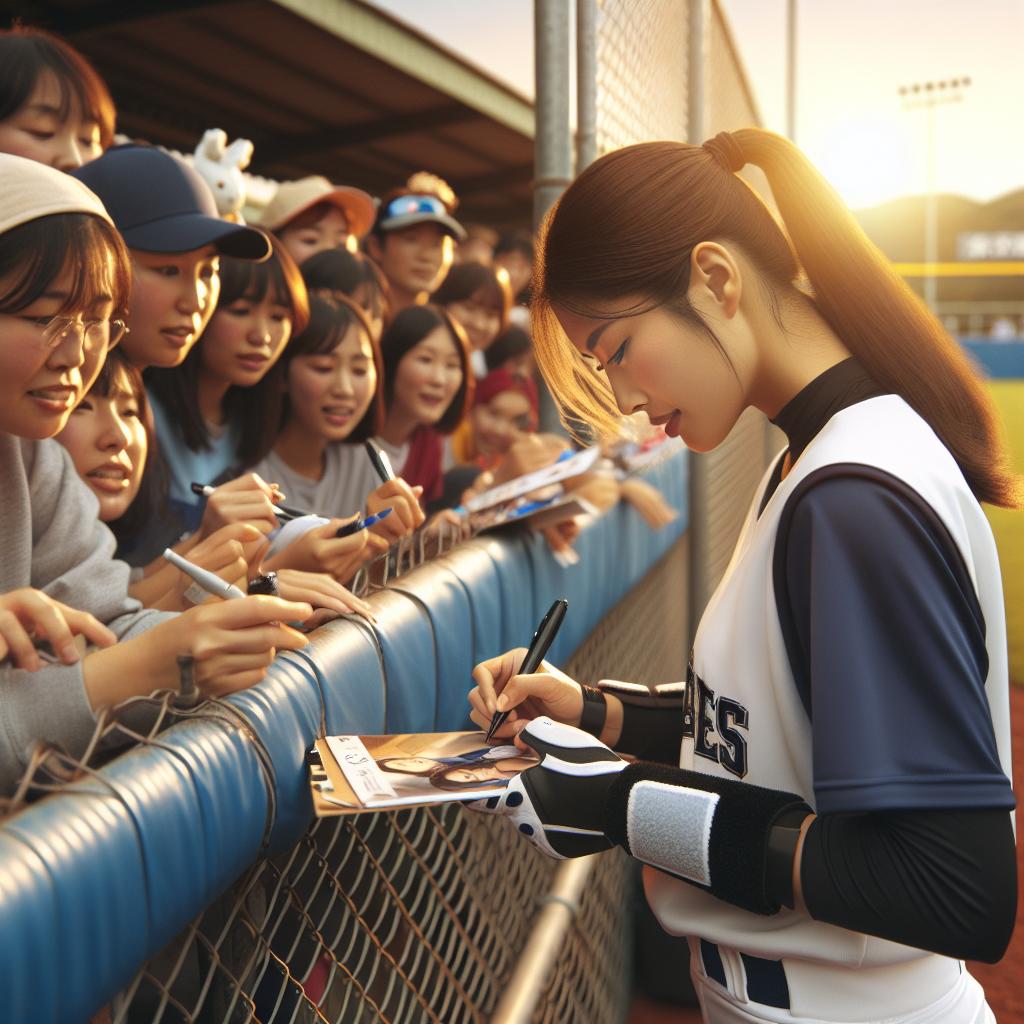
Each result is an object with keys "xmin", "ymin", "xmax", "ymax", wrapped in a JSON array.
[{"xmin": 626, "ymin": 781, "xmax": 719, "ymax": 886}]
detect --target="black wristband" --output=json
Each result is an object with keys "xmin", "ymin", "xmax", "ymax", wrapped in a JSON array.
[
  {"xmin": 578, "ymin": 685, "xmax": 608, "ymax": 737},
  {"xmin": 604, "ymin": 762, "xmax": 812, "ymax": 915},
  {"xmin": 765, "ymin": 806, "xmax": 809, "ymax": 910}
]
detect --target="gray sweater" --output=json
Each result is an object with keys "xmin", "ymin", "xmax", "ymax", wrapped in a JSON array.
[
  {"xmin": 0, "ymin": 435, "xmax": 173, "ymax": 792},
  {"xmin": 252, "ymin": 443, "xmax": 380, "ymax": 519}
]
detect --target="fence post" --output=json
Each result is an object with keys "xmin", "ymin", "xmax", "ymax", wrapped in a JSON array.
[
  {"xmin": 687, "ymin": 0, "xmax": 711, "ymax": 645},
  {"xmin": 533, "ymin": 0, "xmax": 573, "ymax": 227},
  {"xmin": 533, "ymin": 0, "xmax": 574, "ymax": 433},
  {"xmin": 576, "ymin": 0, "xmax": 597, "ymax": 173}
]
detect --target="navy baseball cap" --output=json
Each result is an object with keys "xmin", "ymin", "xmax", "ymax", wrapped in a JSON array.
[{"xmin": 72, "ymin": 144, "xmax": 271, "ymax": 260}]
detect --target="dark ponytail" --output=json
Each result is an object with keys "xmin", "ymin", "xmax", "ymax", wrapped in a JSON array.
[
  {"xmin": 534, "ymin": 131, "xmax": 1019, "ymax": 507},
  {"xmin": 732, "ymin": 128, "xmax": 1017, "ymax": 507}
]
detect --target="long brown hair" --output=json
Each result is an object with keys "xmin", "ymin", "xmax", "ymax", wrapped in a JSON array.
[{"xmin": 534, "ymin": 130, "xmax": 1019, "ymax": 507}]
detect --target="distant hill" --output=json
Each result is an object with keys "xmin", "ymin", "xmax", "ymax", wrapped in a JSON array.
[{"xmin": 854, "ymin": 191, "xmax": 1024, "ymax": 303}]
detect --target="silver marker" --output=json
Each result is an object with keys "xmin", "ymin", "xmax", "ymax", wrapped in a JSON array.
[{"xmin": 163, "ymin": 548, "xmax": 246, "ymax": 601}]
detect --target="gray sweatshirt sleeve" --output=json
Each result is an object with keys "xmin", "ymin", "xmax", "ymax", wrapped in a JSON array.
[{"xmin": 0, "ymin": 439, "xmax": 175, "ymax": 792}]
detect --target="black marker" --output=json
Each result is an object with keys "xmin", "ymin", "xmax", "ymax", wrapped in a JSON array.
[
  {"xmin": 189, "ymin": 481, "xmax": 308, "ymax": 521},
  {"xmin": 485, "ymin": 598, "xmax": 568, "ymax": 742},
  {"xmin": 364, "ymin": 439, "xmax": 396, "ymax": 483}
]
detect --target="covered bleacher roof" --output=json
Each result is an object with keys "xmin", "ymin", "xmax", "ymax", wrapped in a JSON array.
[{"xmin": 9, "ymin": 0, "xmax": 536, "ymax": 227}]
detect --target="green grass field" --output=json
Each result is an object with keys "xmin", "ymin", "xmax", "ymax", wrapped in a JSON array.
[{"xmin": 985, "ymin": 381, "xmax": 1024, "ymax": 686}]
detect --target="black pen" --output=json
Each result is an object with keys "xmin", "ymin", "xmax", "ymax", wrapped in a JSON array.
[
  {"xmin": 189, "ymin": 481, "xmax": 309, "ymax": 521},
  {"xmin": 485, "ymin": 598, "xmax": 568, "ymax": 742},
  {"xmin": 365, "ymin": 439, "xmax": 396, "ymax": 483}
]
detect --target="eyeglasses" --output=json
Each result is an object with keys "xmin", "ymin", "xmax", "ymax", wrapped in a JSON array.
[
  {"xmin": 39, "ymin": 315, "xmax": 128, "ymax": 351},
  {"xmin": 382, "ymin": 194, "xmax": 448, "ymax": 221}
]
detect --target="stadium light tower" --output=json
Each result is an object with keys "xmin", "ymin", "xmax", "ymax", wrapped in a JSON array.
[{"xmin": 897, "ymin": 76, "xmax": 972, "ymax": 311}]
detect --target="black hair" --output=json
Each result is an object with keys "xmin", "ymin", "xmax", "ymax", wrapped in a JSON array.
[
  {"xmin": 0, "ymin": 212, "xmax": 131, "ymax": 318},
  {"xmin": 217, "ymin": 235, "xmax": 309, "ymax": 334},
  {"xmin": 431, "ymin": 260, "xmax": 511, "ymax": 332},
  {"xmin": 376, "ymin": 756, "xmax": 440, "ymax": 777},
  {"xmin": 428, "ymin": 762, "xmax": 505, "ymax": 791},
  {"xmin": 144, "ymin": 241, "xmax": 308, "ymax": 466},
  {"xmin": 0, "ymin": 26, "xmax": 116, "ymax": 148},
  {"xmin": 279, "ymin": 295, "xmax": 384, "ymax": 441},
  {"xmin": 379, "ymin": 304, "xmax": 473, "ymax": 435},
  {"xmin": 301, "ymin": 248, "xmax": 387, "ymax": 325},
  {"xmin": 485, "ymin": 324, "xmax": 532, "ymax": 372},
  {"xmin": 494, "ymin": 229, "xmax": 533, "ymax": 262},
  {"xmin": 82, "ymin": 349, "xmax": 167, "ymax": 549}
]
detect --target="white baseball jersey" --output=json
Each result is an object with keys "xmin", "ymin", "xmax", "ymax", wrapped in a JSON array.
[{"xmin": 646, "ymin": 395, "xmax": 1011, "ymax": 981}]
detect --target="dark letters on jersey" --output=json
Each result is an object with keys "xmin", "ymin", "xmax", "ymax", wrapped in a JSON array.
[{"xmin": 683, "ymin": 654, "xmax": 750, "ymax": 779}]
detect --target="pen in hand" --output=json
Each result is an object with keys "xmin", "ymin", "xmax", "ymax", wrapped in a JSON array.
[
  {"xmin": 189, "ymin": 481, "xmax": 310, "ymax": 522},
  {"xmin": 163, "ymin": 548, "xmax": 247, "ymax": 601},
  {"xmin": 335, "ymin": 507, "xmax": 394, "ymax": 538},
  {"xmin": 485, "ymin": 598, "xmax": 568, "ymax": 742},
  {"xmin": 364, "ymin": 439, "xmax": 396, "ymax": 483}
]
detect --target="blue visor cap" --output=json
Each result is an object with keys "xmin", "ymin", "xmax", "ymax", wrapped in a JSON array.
[
  {"xmin": 376, "ymin": 193, "xmax": 466, "ymax": 241},
  {"xmin": 72, "ymin": 144, "xmax": 270, "ymax": 260}
]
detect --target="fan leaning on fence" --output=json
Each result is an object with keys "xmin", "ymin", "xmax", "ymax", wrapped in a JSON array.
[
  {"xmin": 0, "ymin": 156, "xmax": 316, "ymax": 793},
  {"xmin": 467, "ymin": 130, "xmax": 1018, "ymax": 1024}
]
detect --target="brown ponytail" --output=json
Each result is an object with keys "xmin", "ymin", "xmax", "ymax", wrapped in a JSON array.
[{"xmin": 534, "ymin": 131, "xmax": 1019, "ymax": 507}]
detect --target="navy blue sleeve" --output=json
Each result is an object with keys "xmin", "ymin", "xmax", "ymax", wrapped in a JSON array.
[{"xmin": 773, "ymin": 467, "xmax": 1014, "ymax": 815}]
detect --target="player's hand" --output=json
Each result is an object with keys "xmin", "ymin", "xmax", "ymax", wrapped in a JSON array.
[
  {"xmin": 198, "ymin": 473, "xmax": 282, "ymax": 539},
  {"xmin": 468, "ymin": 646, "xmax": 584, "ymax": 742},
  {"xmin": 262, "ymin": 517, "xmax": 369, "ymax": 582},
  {"xmin": 0, "ymin": 588, "xmax": 117, "ymax": 671},
  {"xmin": 366, "ymin": 480, "xmax": 425, "ymax": 540},
  {"xmin": 271, "ymin": 569, "xmax": 375, "ymax": 622}
]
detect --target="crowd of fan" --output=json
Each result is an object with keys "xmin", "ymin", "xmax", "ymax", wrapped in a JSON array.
[{"xmin": 0, "ymin": 26, "xmax": 675, "ymax": 795}]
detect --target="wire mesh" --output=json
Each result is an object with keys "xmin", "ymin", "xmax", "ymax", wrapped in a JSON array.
[
  {"xmin": 67, "ymin": 535, "xmax": 691, "ymax": 1023},
  {"xmin": 595, "ymin": 0, "xmax": 690, "ymax": 154}
]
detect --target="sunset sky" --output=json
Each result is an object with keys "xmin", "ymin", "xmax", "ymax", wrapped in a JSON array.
[{"xmin": 370, "ymin": 0, "xmax": 1024, "ymax": 211}]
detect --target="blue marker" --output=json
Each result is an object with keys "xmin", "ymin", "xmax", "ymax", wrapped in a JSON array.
[{"xmin": 335, "ymin": 507, "xmax": 393, "ymax": 538}]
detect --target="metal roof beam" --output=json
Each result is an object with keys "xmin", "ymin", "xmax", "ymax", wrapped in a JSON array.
[
  {"xmin": 271, "ymin": 0, "xmax": 534, "ymax": 139},
  {"xmin": 256, "ymin": 103, "xmax": 480, "ymax": 163},
  {"xmin": 13, "ymin": 0, "xmax": 228, "ymax": 35},
  {"xmin": 457, "ymin": 162, "xmax": 534, "ymax": 196}
]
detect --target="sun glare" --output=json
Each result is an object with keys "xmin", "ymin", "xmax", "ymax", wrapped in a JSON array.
[{"xmin": 811, "ymin": 114, "xmax": 919, "ymax": 211}]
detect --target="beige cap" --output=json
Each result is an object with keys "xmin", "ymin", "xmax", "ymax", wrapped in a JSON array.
[
  {"xmin": 257, "ymin": 175, "xmax": 375, "ymax": 238},
  {"xmin": 0, "ymin": 153, "xmax": 113, "ymax": 235}
]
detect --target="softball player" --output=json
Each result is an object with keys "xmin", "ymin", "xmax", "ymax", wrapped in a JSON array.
[{"xmin": 468, "ymin": 130, "xmax": 1017, "ymax": 1023}]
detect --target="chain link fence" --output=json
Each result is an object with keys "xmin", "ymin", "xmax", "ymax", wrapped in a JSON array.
[
  {"xmin": 595, "ymin": 0, "xmax": 690, "ymax": 152},
  {"xmin": 0, "ymin": 5, "xmax": 773, "ymax": 1018},
  {"xmin": 69, "ymin": 532, "xmax": 688, "ymax": 1024},
  {"xmin": 595, "ymin": 0, "xmax": 783, "ymax": 628}
]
